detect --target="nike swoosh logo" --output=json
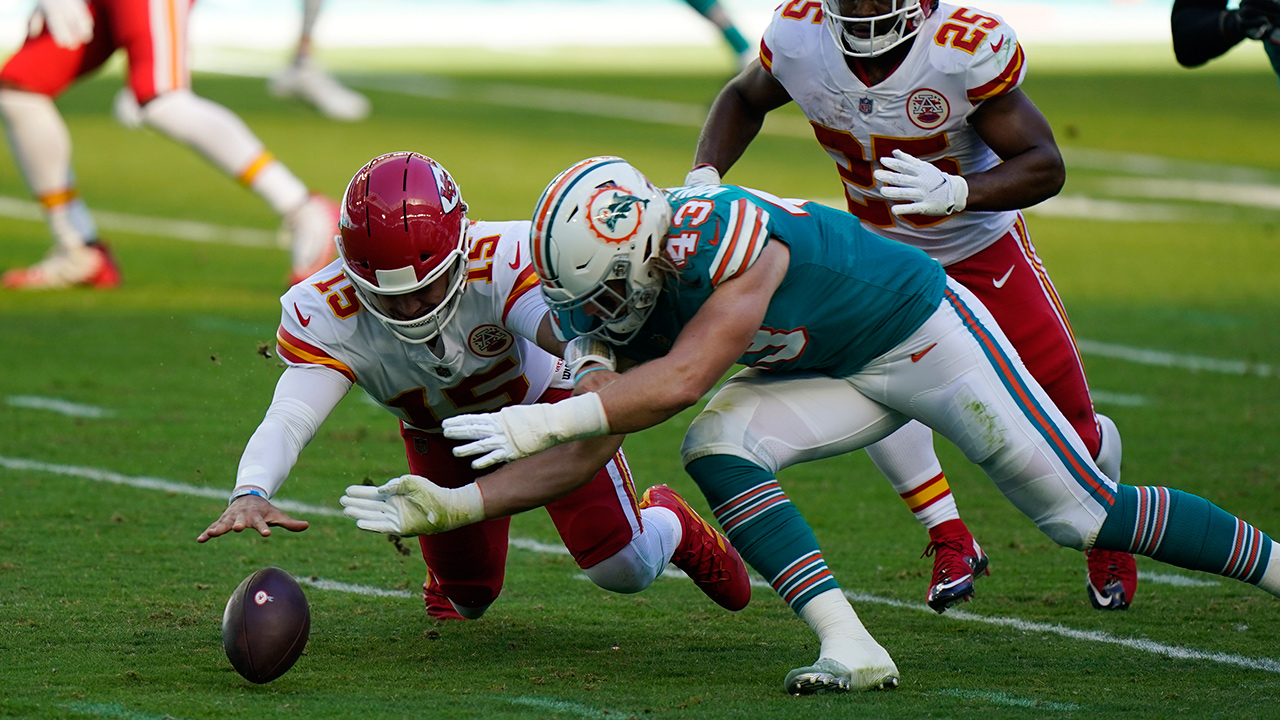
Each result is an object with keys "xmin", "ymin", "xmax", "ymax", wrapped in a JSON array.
[
  {"xmin": 910, "ymin": 343, "xmax": 937, "ymax": 363},
  {"xmin": 509, "ymin": 242, "xmax": 521, "ymax": 270},
  {"xmin": 992, "ymin": 265, "xmax": 1015, "ymax": 289},
  {"xmin": 1087, "ymin": 583, "xmax": 1116, "ymax": 607},
  {"xmin": 990, "ymin": 36, "xmax": 1005, "ymax": 53},
  {"xmin": 293, "ymin": 303, "xmax": 311, "ymax": 327}
]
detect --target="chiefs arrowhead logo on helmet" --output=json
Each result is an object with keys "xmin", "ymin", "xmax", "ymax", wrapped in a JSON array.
[{"xmin": 432, "ymin": 161, "xmax": 461, "ymax": 214}]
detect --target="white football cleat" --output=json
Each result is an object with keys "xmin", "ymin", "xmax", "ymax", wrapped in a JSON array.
[
  {"xmin": 269, "ymin": 60, "xmax": 370, "ymax": 122},
  {"xmin": 784, "ymin": 655, "xmax": 900, "ymax": 695},
  {"xmin": 112, "ymin": 88, "xmax": 144, "ymax": 129},
  {"xmin": 285, "ymin": 194, "xmax": 339, "ymax": 285},
  {"xmin": 2, "ymin": 242, "xmax": 121, "ymax": 290}
]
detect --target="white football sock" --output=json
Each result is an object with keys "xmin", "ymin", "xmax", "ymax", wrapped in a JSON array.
[
  {"xmin": 141, "ymin": 90, "xmax": 308, "ymax": 216},
  {"xmin": 0, "ymin": 89, "xmax": 97, "ymax": 251},
  {"xmin": 799, "ymin": 588, "xmax": 891, "ymax": 666},
  {"xmin": 580, "ymin": 505, "xmax": 681, "ymax": 594},
  {"xmin": 866, "ymin": 421, "xmax": 959, "ymax": 529}
]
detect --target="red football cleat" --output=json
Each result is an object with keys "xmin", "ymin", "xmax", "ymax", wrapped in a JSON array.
[
  {"xmin": 640, "ymin": 484, "xmax": 751, "ymax": 611},
  {"xmin": 3, "ymin": 242, "xmax": 120, "ymax": 290},
  {"xmin": 423, "ymin": 570, "xmax": 464, "ymax": 622},
  {"xmin": 922, "ymin": 519, "xmax": 990, "ymax": 613},
  {"xmin": 1087, "ymin": 548, "xmax": 1137, "ymax": 610}
]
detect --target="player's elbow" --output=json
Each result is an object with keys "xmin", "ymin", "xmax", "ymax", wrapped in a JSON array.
[{"xmin": 653, "ymin": 369, "xmax": 712, "ymax": 417}]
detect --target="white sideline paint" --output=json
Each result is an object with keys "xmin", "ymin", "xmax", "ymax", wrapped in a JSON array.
[
  {"xmin": 1088, "ymin": 390, "xmax": 1151, "ymax": 408},
  {"xmin": 604, "ymin": 573, "xmax": 1280, "ymax": 674},
  {"xmin": 1103, "ymin": 177, "xmax": 1280, "ymax": 211},
  {"xmin": 1077, "ymin": 339, "xmax": 1276, "ymax": 378},
  {"xmin": 932, "ymin": 688, "xmax": 1082, "ymax": 712},
  {"xmin": 1141, "ymin": 571, "xmax": 1219, "ymax": 588},
  {"xmin": 0, "ymin": 196, "xmax": 279, "ymax": 248},
  {"xmin": 297, "ymin": 576, "xmax": 415, "ymax": 598},
  {"xmin": 509, "ymin": 697, "xmax": 615, "ymax": 720},
  {"xmin": 7, "ymin": 396, "xmax": 116, "ymax": 418},
  {"xmin": 4, "ymin": 453, "xmax": 1276, "ymax": 674}
]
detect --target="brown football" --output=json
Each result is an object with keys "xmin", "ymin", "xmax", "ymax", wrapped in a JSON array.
[{"xmin": 221, "ymin": 567, "xmax": 310, "ymax": 683}]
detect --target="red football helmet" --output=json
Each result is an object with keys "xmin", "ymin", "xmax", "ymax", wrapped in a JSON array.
[{"xmin": 336, "ymin": 152, "xmax": 469, "ymax": 344}]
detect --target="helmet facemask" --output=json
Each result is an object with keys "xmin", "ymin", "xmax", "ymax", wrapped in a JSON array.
[
  {"xmin": 542, "ymin": 254, "xmax": 661, "ymax": 345},
  {"xmin": 823, "ymin": 0, "xmax": 931, "ymax": 58},
  {"xmin": 343, "ymin": 226, "xmax": 469, "ymax": 345}
]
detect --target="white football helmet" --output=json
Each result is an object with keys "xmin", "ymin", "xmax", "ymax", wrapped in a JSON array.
[
  {"xmin": 530, "ymin": 156, "xmax": 671, "ymax": 344},
  {"xmin": 822, "ymin": 0, "xmax": 937, "ymax": 58}
]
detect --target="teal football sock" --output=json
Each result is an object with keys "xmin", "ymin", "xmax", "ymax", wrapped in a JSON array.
[
  {"xmin": 1096, "ymin": 485, "xmax": 1274, "ymax": 585},
  {"xmin": 686, "ymin": 455, "xmax": 841, "ymax": 612}
]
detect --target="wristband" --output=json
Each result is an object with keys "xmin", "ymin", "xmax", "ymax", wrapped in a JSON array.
[
  {"xmin": 573, "ymin": 365, "xmax": 610, "ymax": 384},
  {"xmin": 229, "ymin": 487, "xmax": 268, "ymax": 505}
]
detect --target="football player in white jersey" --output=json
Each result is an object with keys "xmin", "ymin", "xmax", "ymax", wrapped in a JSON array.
[
  {"xmin": 0, "ymin": 0, "xmax": 339, "ymax": 289},
  {"xmin": 685, "ymin": 0, "xmax": 1136, "ymax": 612},
  {"xmin": 197, "ymin": 152, "xmax": 751, "ymax": 620}
]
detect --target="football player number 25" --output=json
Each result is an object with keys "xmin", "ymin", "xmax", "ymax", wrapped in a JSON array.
[{"xmin": 811, "ymin": 125, "xmax": 960, "ymax": 229}]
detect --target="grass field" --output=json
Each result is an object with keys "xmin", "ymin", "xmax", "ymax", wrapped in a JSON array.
[{"xmin": 3, "ymin": 45, "xmax": 1280, "ymax": 719}]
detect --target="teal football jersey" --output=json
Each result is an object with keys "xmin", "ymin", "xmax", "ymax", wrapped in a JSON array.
[{"xmin": 557, "ymin": 185, "xmax": 946, "ymax": 376}]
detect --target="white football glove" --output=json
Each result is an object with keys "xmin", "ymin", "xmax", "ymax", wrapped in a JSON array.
[
  {"xmin": 684, "ymin": 164, "xmax": 722, "ymax": 188},
  {"xmin": 29, "ymin": 0, "xmax": 94, "ymax": 50},
  {"xmin": 442, "ymin": 393, "xmax": 609, "ymax": 469},
  {"xmin": 340, "ymin": 475, "xmax": 485, "ymax": 535},
  {"xmin": 874, "ymin": 149, "xmax": 969, "ymax": 217}
]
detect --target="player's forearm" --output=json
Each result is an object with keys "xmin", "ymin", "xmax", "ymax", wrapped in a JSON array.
[
  {"xmin": 962, "ymin": 144, "xmax": 1065, "ymax": 212},
  {"xmin": 693, "ymin": 86, "xmax": 767, "ymax": 174},
  {"xmin": 475, "ymin": 434, "xmax": 625, "ymax": 517},
  {"xmin": 234, "ymin": 365, "xmax": 350, "ymax": 497}
]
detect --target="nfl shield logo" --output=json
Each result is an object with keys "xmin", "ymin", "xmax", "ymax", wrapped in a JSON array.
[{"xmin": 859, "ymin": 97, "xmax": 873, "ymax": 115}]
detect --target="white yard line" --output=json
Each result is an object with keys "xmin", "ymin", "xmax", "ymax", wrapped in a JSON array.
[
  {"xmin": 1077, "ymin": 339, "xmax": 1275, "ymax": 378},
  {"xmin": 0, "ymin": 196, "xmax": 279, "ymax": 248},
  {"xmin": 6, "ymin": 396, "xmax": 116, "ymax": 418},
  {"xmin": 4, "ymin": 453, "xmax": 1274, "ymax": 675}
]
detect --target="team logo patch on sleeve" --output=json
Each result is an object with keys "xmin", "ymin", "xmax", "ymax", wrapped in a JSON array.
[
  {"xmin": 907, "ymin": 89, "xmax": 949, "ymax": 130},
  {"xmin": 468, "ymin": 324, "xmax": 515, "ymax": 356}
]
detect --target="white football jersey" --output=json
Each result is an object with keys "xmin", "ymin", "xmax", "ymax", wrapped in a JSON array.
[
  {"xmin": 762, "ymin": 2, "xmax": 1027, "ymax": 266},
  {"xmin": 275, "ymin": 220, "xmax": 570, "ymax": 431}
]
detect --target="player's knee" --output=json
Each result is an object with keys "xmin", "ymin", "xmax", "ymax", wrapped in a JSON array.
[
  {"xmin": 580, "ymin": 543, "xmax": 661, "ymax": 594},
  {"xmin": 438, "ymin": 580, "xmax": 502, "ymax": 613},
  {"xmin": 138, "ymin": 89, "xmax": 198, "ymax": 131},
  {"xmin": 450, "ymin": 599, "xmax": 493, "ymax": 620},
  {"xmin": 1037, "ymin": 518, "xmax": 1093, "ymax": 551},
  {"xmin": 682, "ymin": 404, "xmax": 778, "ymax": 474},
  {"xmin": 1094, "ymin": 413, "xmax": 1123, "ymax": 482},
  {"xmin": 0, "ymin": 87, "xmax": 55, "ymax": 121}
]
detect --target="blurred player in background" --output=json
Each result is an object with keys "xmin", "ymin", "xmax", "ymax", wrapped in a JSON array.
[
  {"xmin": 268, "ymin": 0, "xmax": 370, "ymax": 121},
  {"xmin": 682, "ymin": 0, "xmax": 755, "ymax": 69},
  {"xmin": 198, "ymin": 152, "xmax": 751, "ymax": 622},
  {"xmin": 1171, "ymin": 0, "xmax": 1280, "ymax": 80},
  {"xmin": 685, "ymin": 0, "xmax": 1135, "ymax": 612},
  {"xmin": 0, "ymin": 0, "xmax": 339, "ymax": 289},
  {"xmin": 442, "ymin": 155, "xmax": 1280, "ymax": 694}
]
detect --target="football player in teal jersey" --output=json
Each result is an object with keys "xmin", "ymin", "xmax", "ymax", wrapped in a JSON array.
[
  {"xmin": 354, "ymin": 156, "xmax": 1280, "ymax": 696},
  {"xmin": 682, "ymin": 0, "xmax": 754, "ymax": 68}
]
